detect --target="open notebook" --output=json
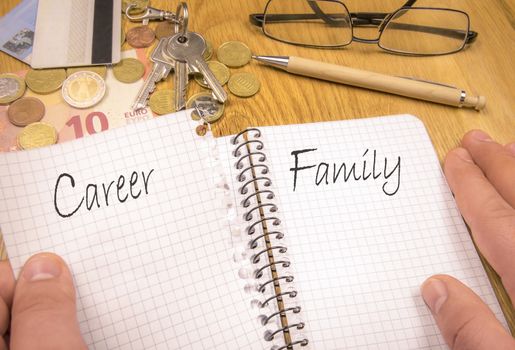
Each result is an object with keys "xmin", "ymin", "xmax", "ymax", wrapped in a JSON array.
[{"xmin": 0, "ymin": 110, "xmax": 507, "ymax": 349}]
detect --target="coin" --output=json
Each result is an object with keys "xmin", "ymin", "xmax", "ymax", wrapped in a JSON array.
[
  {"xmin": 121, "ymin": 28, "xmax": 126, "ymax": 45},
  {"xmin": 62, "ymin": 71, "xmax": 106, "ymax": 109},
  {"xmin": 126, "ymin": 26, "xmax": 155, "ymax": 48},
  {"xmin": 228, "ymin": 72, "xmax": 260, "ymax": 97},
  {"xmin": 17, "ymin": 122, "xmax": 58, "ymax": 150},
  {"xmin": 25, "ymin": 68, "xmax": 66, "ymax": 94},
  {"xmin": 149, "ymin": 89, "xmax": 175, "ymax": 115},
  {"xmin": 203, "ymin": 41, "xmax": 213, "ymax": 61},
  {"xmin": 122, "ymin": 0, "xmax": 148, "ymax": 14},
  {"xmin": 194, "ymin": 61, "xmax": 230, "ymax": 88},
  {"xmin": 7, "ymin": 97, "xmax": 45, "ymax": 127},
  {"xmin": 187, "ymin": 92, "xmax": 225, "ymax": 123},
  {"xmin": 0, "ymin": 73, "xmax": 26, "ymax": 104},
  {"xmin": 155, "ymin": 21, "xmax": 175, "ymax": 40},
  {"xmin": 67, "ymin": 66, "xmax": 107, "ymax": 79},
  {"xmin": 113, "ymin": 58, "xmax": 145, "ymax": 83},
  {"xmin": 217, "ymin": 41, "xmax": 252, "ymax": 68}
]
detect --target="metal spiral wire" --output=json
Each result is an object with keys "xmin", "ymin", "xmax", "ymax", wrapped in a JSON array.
[{"xmin": 232, "ymin": 128, "xmax": 308, "ymax": 349}]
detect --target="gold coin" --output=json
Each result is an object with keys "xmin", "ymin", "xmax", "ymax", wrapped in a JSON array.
[
  {"xmin": 149, "ymin": 89, "xmax": 175, "ymax": 115},
  {"xmin": 0, "ymin": 73, "xmax": 26, "ymax": 104},
  {"xmin": 62, "ymin": 71, "xmax": 106, "ymax": 109},
  {"xmin": 122, "ymin": 0, "xmax": 148, "ymax": 14},
  {"xmin": 193, "ymin": 61, "xmax": 230, "ymax": 88},
  {"xmin": 17, "ymin": 122, "xmax": 58, "ymax": 150},
  {"xmin": 66, "ymin": 66, "xmax": 107, "ymax": 79},
  {"xmin": 216, "ymin": 41, "xmax": 252, "ymax": 68},
  {"xmin": 228, "ymin": 72, "xmax": 260, "ymax": 97},
  {"xmin": 121, "ymin": 28, "xmax": 126, "ymax": 45},
  {"xmin": 203, "ymin": 41, "xmax": 213, "ymax": 61},
  {"xmin": 155, "ymin": 21, "xmax": 174, "ymax": 40},
  {"xmin": 7, "ymin": 97, "xmax": 45, "ymax": 127},
  {"xmin": 186, "ymin": 92, "xmax": 225, "ymax": 123},
  {"xmin": 25, "ymin": 68, "xmax": 66, "ymax": 94},
  {"xmin": 112, "ymin": 58, "xmax": 145, "ymax": 83}
]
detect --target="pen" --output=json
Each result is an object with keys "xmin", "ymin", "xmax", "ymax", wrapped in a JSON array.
[{"xmin": 252, "ymin": 55, "xmax": 485, "ymax": 110}]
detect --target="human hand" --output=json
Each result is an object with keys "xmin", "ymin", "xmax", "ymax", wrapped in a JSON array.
[
  {"xmin": 421, "ymin": 130, "xmax": 515, "ymax": 349},
  {"xmin": 0, "ymin": 253, "xmax": 86, "ymax": 349}
]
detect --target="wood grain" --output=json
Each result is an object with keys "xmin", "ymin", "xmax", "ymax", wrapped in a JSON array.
[{"xmin": 1, "ymin": 0, "xmax": 514, "ymax": 335}]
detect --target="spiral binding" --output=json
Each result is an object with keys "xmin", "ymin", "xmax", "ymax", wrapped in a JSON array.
[{"xmin": 231, "ymin": 129, "xmax": 309, "ymax": 349}]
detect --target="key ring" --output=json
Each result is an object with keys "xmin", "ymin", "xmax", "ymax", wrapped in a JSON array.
[{"xmin": 175, "ymin": 2, "xmax": 189, "ymax": 40}]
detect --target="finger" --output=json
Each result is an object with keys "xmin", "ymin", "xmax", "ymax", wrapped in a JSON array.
[
  {"xmin": 10, "ymin": 253, "xmax": 87, "ymax": 350},
  {"xmin": 421, "ymin": 275, "xmax": 515, "ymax": 350},
  {"xmin": 462, "ymin": 130, "xmax": 515, "ymax": 207},
  {"xmin": 0, "ymin": 260, "xmax": 15, "ymax": 307},
  {"xmin": 444, "ymin": 148, "xmax": 515, "ymax": 299},
  {"xmin": 0, "ymin": 260, "xmax": 15, "ymax": 338},
  {"xmin": 506, "ymin": 142, "xmax": 515, "ymax": 157}
]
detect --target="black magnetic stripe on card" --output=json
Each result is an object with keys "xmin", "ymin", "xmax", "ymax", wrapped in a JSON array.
[{"xmin": 91, "ymin": 0, "xmax": 113, "ymax": 64}]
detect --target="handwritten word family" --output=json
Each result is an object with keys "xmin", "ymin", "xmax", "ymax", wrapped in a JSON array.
[
  {"xmin": 290, "ymin": 148, "xmax": 401, "ymax": 195},
  {"xmin": 53, "ymin": 169, "xmax": 155, "ymax": 218}
]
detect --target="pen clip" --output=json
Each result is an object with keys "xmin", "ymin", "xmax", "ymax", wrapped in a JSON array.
[{"xmin": 397, "ymin": 76, "xmax": 457, "ymax": 89}]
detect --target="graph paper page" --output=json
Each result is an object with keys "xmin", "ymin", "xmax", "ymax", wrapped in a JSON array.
[
  {"xmin": 0, "ymin": 111, "xmax": 268, "ymax": 350},
  {"xmin": 256, "ymin": 115, "xmax": 506, "ymax": 349}
]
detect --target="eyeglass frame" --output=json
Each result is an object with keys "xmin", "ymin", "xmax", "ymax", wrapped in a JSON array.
[{"xmin": 249, "ymin": 0, "xmax": 478, "ymax": 56}]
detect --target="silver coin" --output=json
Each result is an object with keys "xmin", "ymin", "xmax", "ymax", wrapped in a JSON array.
[
  {"xmin": 0, "ymin": 78, "xmax": 19, "ymax": 98},
  {"xmin": 186, "ymin": 92, "xmax": 224, "ymax": 123}
]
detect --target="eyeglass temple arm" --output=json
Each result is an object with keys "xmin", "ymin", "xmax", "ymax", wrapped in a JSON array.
[{"xmin": 248, "ymin": 12, "xmax": 478, "ymax": 44}]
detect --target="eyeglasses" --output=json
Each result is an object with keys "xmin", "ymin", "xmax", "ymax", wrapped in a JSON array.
[{"xmin": 249, "ymin": 0, "xmax": 478, "ymax": 56}]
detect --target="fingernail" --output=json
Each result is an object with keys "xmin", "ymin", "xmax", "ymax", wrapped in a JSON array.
[
  {"xmin": 421, "ymin": 278, "xmax": 448, "ymax": 315},
  {"xmin": 470, "ymin": 130, "xmax": 493, "ymax": 142},
  {"xmin": 506, "ymin": 143, "xmax": 515, "ymax": 156},
  {"xmin": 453, "ymin": 148, "xmax": 474, "ymax": 163},
  {"xmin": 22, "ymin": 254, "xmax": 62, "ymax": 282}
]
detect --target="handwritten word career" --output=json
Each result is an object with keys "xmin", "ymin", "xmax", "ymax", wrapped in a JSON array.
[
  {"xmin": 53, "ymin": 169, "xmax": 155, "ymax": 218},
  {"xmin": 290, "ymin": 148, "xmax": 401, "ymax": 195}
]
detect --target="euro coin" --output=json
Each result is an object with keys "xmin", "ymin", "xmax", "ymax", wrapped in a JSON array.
[
  {"xmin": 66, "ymin": 66, "xmax": 107, "ymax": 79},
  {"xmin": 194, "ymin": 61, "xmax": 230, "ymax": 88},
  {"xmin": 228, "ymin": 72, "xmax": 260, "ymax": 97},
  {"xmin": 0, "ymin": 73, "xmax": 25, "ymax": 104},
  {"xmin": 126, "ymin": 26, "xmax": 155, "ymax": 48},
  {"xmin": 62, "ymin": 71, "xmax": 106, "ymax": 109},
  {"xmin": 187, "ymin": 92, "xmax": 225, "ymax": 123},
  {"xmin": 155, "ymin": 21, "xmax": 174, "ymax": 40},
  {"xmin": 25, "ymin": 68, "xmax": 66, "ymax": 94},
  {"xmin": 195, "ymin": 124, "xmax": 208, "ymax": 136},
  {"xmin": 7, "ymin": 97, "xmax": 45, "ymax": 127},
  {"xmin": 113, "ymin": 58, "xmax": 145, "ymax": 83},
  {"xmin": 203, "ymin": 41, "xmax": 213, "ymax": 61},
  {"xmin": 149, "ymin": 89, "xmax": 175, "ymax": 115},
  {"xmin": 17, "ymin": 122, "xmax": 58, "ymax": 150},
  {"xmin": 217, "ymin": 41, "xmax": 252, "ymax": 68}
]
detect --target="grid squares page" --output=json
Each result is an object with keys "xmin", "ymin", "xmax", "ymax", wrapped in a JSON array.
[
  {"xmin": 0, "ymin": 111, "xmax": 268, "ymax": 349},
  {"xmin": 256, "ymin": 115, "xmax": 506, "ymax": 349}
]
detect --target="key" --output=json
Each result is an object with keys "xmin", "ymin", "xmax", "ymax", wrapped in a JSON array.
[
  {"xmin": 132, "ymin": 38, "xmax": 174, "ymax": 111},
  {"xmin": 174, "ymin": 60, "xmax": 189, "ymax": 111},
  {"xmin": 165, "ymin": 31, "xmax": 228, "ymax": 106}
]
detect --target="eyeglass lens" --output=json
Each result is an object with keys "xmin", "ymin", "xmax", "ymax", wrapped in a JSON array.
[{"xmin": 262, "ymin": 0, "xmax": 470, "ymax": 55}]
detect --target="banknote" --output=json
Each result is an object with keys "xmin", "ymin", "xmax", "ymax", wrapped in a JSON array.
[
  {"xmin": 0, "ymin": 0, "xmax": 37, "ymax": 65},
  {"xmin": 0, "ymin": 49, "xmax": 155, "ymax": 152}
]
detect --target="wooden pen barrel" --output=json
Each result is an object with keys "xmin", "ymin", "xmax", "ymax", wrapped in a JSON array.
[{"xmin": 288, "ymin": 56, "xmax": 486, "ymax": 110}]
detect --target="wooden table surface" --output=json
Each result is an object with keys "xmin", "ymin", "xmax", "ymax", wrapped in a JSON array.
[
  {"xmin": 1, "ymin": 0, "xmax": 514, "ymax": 160},
  {"xmin": 1, "ymin": 0, "xmax": 514, "ymax": 331}
]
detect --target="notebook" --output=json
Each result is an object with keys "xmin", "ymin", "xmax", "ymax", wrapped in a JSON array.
[{"xmin": 0, "ymin": 110, "xmax": 509, "ymax": 349}]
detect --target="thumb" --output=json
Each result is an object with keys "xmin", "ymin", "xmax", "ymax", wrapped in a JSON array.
[
  {"xmin": 10, "ymin": 253, "xmax": 87, "ymax": 350},
  {"xmin": 421, "ymin": 274, "xmax": 515, "ymax": 350}
]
